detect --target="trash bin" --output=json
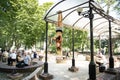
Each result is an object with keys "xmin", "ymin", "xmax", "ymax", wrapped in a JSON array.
[{"xmin": 99, "ymin": 64, "xmax": 106, "ymax": 72}]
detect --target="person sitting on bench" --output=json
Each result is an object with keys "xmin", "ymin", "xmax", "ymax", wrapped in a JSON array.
[{"xmin": 16, "ymin": 52, "xmax": 31, "ymax": 68}]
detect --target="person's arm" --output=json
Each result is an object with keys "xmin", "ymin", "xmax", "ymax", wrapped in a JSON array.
[{"xmin": 28, "ymin": 55, "xmax": 31, "ymax": 65}]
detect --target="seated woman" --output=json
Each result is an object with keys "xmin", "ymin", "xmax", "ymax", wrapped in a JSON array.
[
  {"xmin": 96, "ymin": 52, "xmax": 108, "ymax": 67},
  {"xmin": 16, "ymin": 52, "xmax": 31, "ymax": 68},
  {"xmin": 16, "ymin": 52, "xmax": 23, "ymax": 63},
  {"xmin": 2, "ymin": 50, "xmax": 9, "ymax": 62}
]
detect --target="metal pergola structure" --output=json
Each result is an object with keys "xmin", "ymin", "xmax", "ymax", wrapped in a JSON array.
[
  {"xmin": 44, "ymin": 0, "xmax": 120, "ymax": 37},
  {"xmin": 39, "ymin": 0, "xmax": 120, "ymax": 80}
]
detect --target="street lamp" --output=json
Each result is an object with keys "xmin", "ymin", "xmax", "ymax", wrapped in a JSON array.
[
  {"xmin": 88, "ymin": 0, "xmax": 96, "ymax": 80},
  {"xmin": 88, "ymin": 1, "xmax": 106, "ymax": 79},
  {"xmin": 77, "ymin": 1, "xmax": 96, "ymax": 79},
  {"xmin": 77, "ymin": 7, "xmax": 83, "ymax": 15}
]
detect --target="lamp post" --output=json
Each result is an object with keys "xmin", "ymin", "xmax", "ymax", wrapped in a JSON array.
[
  {"xmin": 88, "ymin": 0, "xmax": 96, "ymax": 80},
  {"xmin": 39, "ymin": 21, "xmax": 53, "ymax": 80},
  {"xmin": 68, "ymin": 28, "xmax": 79, "ymax": 72}
]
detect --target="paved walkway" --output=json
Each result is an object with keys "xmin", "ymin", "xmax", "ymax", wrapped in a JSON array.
[
  {"xmin": 44, "ymin": 54, "xmax": 89, "ymax": 80},
  {"xmin": 43, "ymin": 54, "xmax": 120, "ymax": 80}
]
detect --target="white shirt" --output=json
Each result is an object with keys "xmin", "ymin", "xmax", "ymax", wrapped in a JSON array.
[
  {"xmin": 3, "ymin": 51, "xmax": 9, "ymax": 57},
  {"xmin": 10, "ymin": 53, "xmax": 16, "ymax": 59},
  {"xmin": 24, "ymin": 55, "xmax": 31, "ymax": 65}
]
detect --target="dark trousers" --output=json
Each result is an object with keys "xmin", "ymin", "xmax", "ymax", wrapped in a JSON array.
[
  {"xmin": 16, "ymin": 60, "xmax": 28, "ymax": 68},
  {"xmin": 8, "ymin": 57, "xmax": 16, "ymax": 65},
  {"xmin": 8, "ymin": 57, "xmax": 11, "ymax": 65}
]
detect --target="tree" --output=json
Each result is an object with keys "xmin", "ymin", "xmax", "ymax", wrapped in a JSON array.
[
  {"xmin": 115, "ymin": 0, "xmax": 120, "ymax": 16},
  {"xmin": 96, "ymin": 0, "xmax": 116, "ymax": 14},
  {"xmin": 0, "ymin": 0, "xmax": 17, "ymax": 50},
  {"xmin": 0, "ymin": 0, "xmax": 53, "ymax": 50},
  {"xmin": 62, "ymin": 27, "xmax": 72, "ymax": 52},
  {"xmin": 61, "ymin": 27, "xmax": 89, "ymax": 53},
  {"xmin": 74, "ymin": 29, "xmax": 88, "ymax": 52},
  {"xmin": 96, "ymin": 0, "xmax": 120, "ymax": 18}
]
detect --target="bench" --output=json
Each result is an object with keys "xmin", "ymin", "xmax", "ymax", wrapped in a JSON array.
[
  {"xmin": 0, "ymin": 61, "xmax": 44, "ymax": 73},
  {"xmin": 22, "ymin": 66, "xmax": 43, "ymax": 80}
]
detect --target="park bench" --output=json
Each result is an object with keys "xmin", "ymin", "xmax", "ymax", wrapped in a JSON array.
[{"xmin": 22, "ymin": 66, "xmax": 43, "ymax": 80}]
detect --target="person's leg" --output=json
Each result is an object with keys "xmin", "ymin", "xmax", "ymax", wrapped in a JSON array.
[
  {"xmin": 16, "ymin": 60, "xmax": 24, "ymax": 68},
  {"xmin": 0, "ymin": 55, "xmax": 1, "ymax": 61},
  {"xmin": 7, "ymin": 57, "xmax": 11, "ymax": 65},
  {"xmin": 96, "ymin": 61, "xmax": 101, "ymax": 66},
  {"xmin": 12, "ymin": 59, "xmax": 16, "ymax": 66},
  {"xmin": 24, "ymin": 64, "xmax": 29, "ymax": 66},
  {"xmin": 10, "ymin": 59, "xmax": 16, "ymax": 65}
]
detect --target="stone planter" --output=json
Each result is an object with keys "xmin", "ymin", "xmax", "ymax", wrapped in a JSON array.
[
  {"xmin": 56, "ymin": 56, "xmax": 66, "ymax": 63},
  {"xmin": 39, "ymin": 56, "xmax": 43, "ymax": 61},
  {"xmin": 86, "ymin": 55, "xmax": 90, "ymax": 61}
]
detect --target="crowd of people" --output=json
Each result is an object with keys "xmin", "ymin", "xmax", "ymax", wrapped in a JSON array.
[{"xmin": 0, "ymin": 49, "xmax": 41, "ymax": 68}]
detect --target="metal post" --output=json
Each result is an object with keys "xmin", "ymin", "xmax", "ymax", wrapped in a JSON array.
[
  {"xmin": 104, "ymin": 19, "xmax": 117, "ymax": 74},
  {"xmin": 88, "ymin": 0, "xmax": 96, "ymax": 80},
  {"xmin": 39, "ymin": 21, "xmax": 53, "ymax": 80},
  {"xmin": 108, "ymin": 20, "xmax": 114, "ymax": 69},
  {"xmin": 72, "ymin": 28, "xmax": 75, "ymax": 67},
  {"xmin": 44, "ymin": 21, "xmax": 48, "ymax": 73},
  {"xmin": 68, "ymin": 28, "xmax": 78, "ymax": 72}
]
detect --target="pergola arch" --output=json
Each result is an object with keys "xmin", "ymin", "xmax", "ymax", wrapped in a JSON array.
[
  {"xmin": 44, "ymin": 0, "xmax": 120, "ymax": 37},
  {"xmin": 83, "ymin": 16, "xmax": 102, "ymax": 29},
  {"xmin": 94, "ymin": 24, "xmax": 119, "ymax": 34},
  {"xmin": 93, "ymin": 21, "xmax": 108, "ymax": 30},
  {"xmin": 99, "ymin": 30, "xmax": 120, "ymax": 37},
  {"xmin": 40, "ymin": 0, "xmax": 120, "ymax": 80}
]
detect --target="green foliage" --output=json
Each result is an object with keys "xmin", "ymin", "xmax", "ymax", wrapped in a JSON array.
[
  {"xmin": 114, "ymin": 0, "xmax": 120, "ymax": 15},
  {"xmin": 49, "ymin": 44, "xmax": 56, "ymax": 53},
  {"xmin": 47, "ymin": 26, "xmax": 89, "ymax": 53},
  {"xmin": 96, "ymin": 0, "xmax": 119, "ymax": 16},
  {"xmin": 62, "ymin": 27, "xmax": 89, "ymax": 52},
  {"xmin": 94, "ymin": 39, "xmax": 100, "ymax": 49},
  {"xmin": 0, "ymin": 0, "xmax": 53, "ymax": 49},
  {"xmin": 62, "ymin": 27, "xmax": 72, "ymax": 51}
]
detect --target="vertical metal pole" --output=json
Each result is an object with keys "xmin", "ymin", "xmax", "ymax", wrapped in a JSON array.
[
  {"xmin": 108, "ymin": 20, "xmax": 114, "ymax": 68},
  {"xmin": 88, "ymin": 0, "xmax": 96, "ymax": 80},
  {"xmin": 39, "ymin": 21, "xmax": 53, "ymax": 79},
  {"xmin": 72, "ymin": 28, "xmax": 75, "ymax": 67},
  {"xmin": 69, "ymin": 28, "xmax": 78, "ymax": 72},
  {"xmin": 44, "ymin": 21, "xmax": 48, "ymax": 73}
]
